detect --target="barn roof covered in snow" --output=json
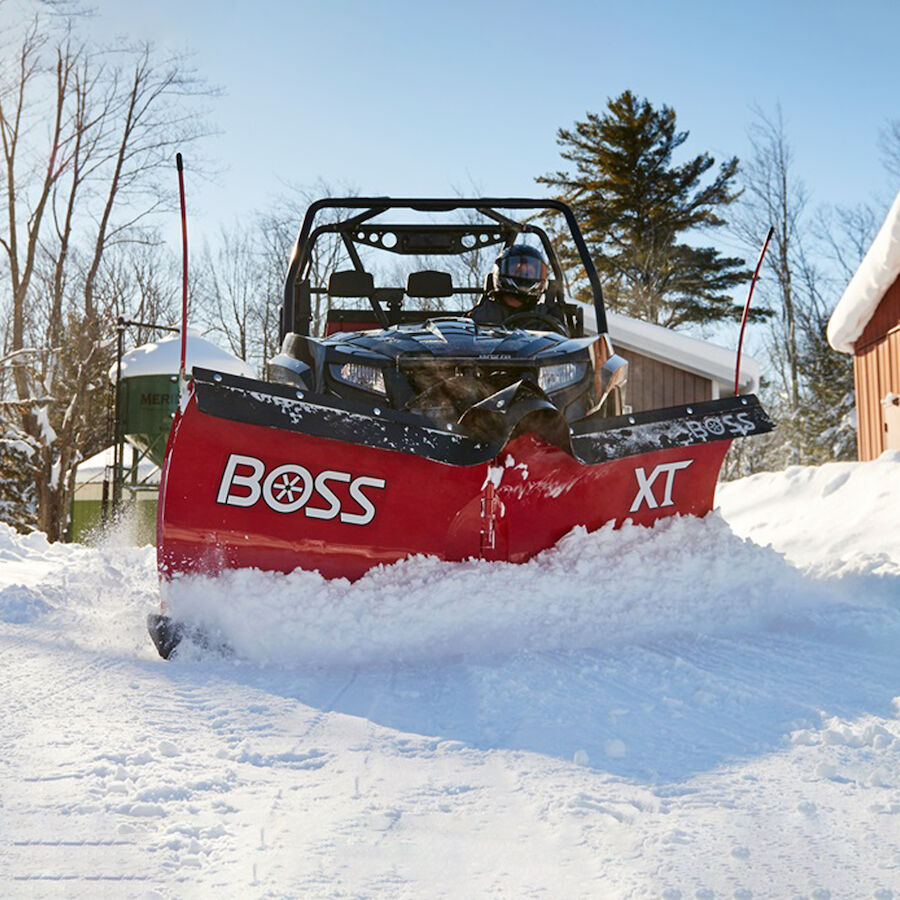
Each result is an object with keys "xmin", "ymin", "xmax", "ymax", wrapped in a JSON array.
[
  {"xmin": 828, "ymin": 187, "xmax": 900, "ymax": 354},
  {"xmin": 581, "ymin": 306, "xmax": 761, "ymax": 394}
]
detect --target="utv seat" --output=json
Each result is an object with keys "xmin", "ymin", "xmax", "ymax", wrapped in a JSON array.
[
  {"xmin": 324, "ymin": 270, "xmax": 379, "ymax": 335},
  {"xmin": 405, "ymin": 270, "xmax": 453, "ymax": 299},
  {"xmin": 323, "ymin": 269, "xmax": 457, "ymax": 335},
  {"xmin": 325, "ymin": 269, "xmax": 461, "ymax": 334}
]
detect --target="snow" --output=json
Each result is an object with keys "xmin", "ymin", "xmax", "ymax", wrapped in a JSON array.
[
  {"xmin": 110, "ymin": 331, "xmax": 255, "ymax": 381},
  {"xmin": 828, "ymin": 186, "xmax": 900, "ymax": 353},
  {"xmin": 1, "ymin": 455, "xmax": 899, "ymax": 897},
  {"xmin": 717, "ymin": 450, "xmax": 900, "ymax": 578},
  {"xmin": 33, "ymin": 405, "xmax": 57, "ymax": 447},
  {"xmin": 164, "ymin": 516, "xmax": 823, "ymax": 668}
]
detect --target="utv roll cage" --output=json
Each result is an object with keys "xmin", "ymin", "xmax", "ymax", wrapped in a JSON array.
[{"xmin": 280, "ymin": 198, "xmax": 609, "ymax": 340}]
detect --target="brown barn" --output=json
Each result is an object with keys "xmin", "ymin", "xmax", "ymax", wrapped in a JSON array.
[
  {"xmin": 584, "ymin": 308, "xmax": 761, "ymax": 413},
  {"xmin": 828, "ymin": 189, "xmax": 900, "ymax": 461}
]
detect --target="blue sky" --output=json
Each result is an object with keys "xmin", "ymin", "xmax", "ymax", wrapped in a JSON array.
[{"xmin": 84, "ymin": 0, "xmax": 900, "ymax": 244}]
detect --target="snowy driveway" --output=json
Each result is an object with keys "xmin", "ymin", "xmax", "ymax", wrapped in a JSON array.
[{"xmin": 1, "ymin": 456, "xmax": 898, "ymax": 898}]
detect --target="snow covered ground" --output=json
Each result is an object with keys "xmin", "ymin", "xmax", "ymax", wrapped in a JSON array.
[{"xmin": 1, "ymin": 453, "xmax": 898, "ymax": 898}]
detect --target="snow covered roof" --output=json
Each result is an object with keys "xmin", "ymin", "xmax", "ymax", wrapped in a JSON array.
[
  {"xmin": 581, "ymin": 306, "xmax": 761, "ymax": 394},
  {"xmin": 109, "ymin": 332, "xmax": 255, "ymax": 382},
  {"xmin": 828, "ymin": 186, "xmax": 900, "ymax": 353},
  {"xmin": 74, "ymin": 444, "xmax": 159, "ymax": 484}
]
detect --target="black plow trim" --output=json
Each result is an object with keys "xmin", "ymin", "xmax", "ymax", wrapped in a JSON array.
[
  {"xmin": 193, "ymin": 368, "xmax": 491, "ymax": 466},
  {"xmin": 192, "ymin": 369, "xmax": 773, "ymax": 467},
  {"xmin": 572, "ymin": 394, "xmax": 774, "ymax": 461}
]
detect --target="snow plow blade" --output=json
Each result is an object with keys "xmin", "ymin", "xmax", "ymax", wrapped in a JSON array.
[
  {"xmin": 156, "ymin": 368, "xmax": 773, "ymax": 586},
  {"xmin": 149, "ymin": 196, "xmax": 776, "ymax": 660}
]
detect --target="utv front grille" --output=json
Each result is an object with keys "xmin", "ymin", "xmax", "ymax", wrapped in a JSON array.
[{"xmin": 400, "ymin": 361, "xmax": 537, "ymax": 396}]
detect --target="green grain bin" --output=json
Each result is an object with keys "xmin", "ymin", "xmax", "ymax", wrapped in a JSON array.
[
  {"xmin": 117, "ymin": 373, "xmax": 179, "ymax": 466},
  {"xmin": 67, "ymin": 333, "xmax": 254, "ymax": 544},
  {"xmin": 114, "ymin": 333, "xmax": 254, "ymax": 465}
]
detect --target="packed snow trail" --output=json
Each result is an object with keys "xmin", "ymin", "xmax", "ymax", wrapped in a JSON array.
[{"xmin": 0, "ymin": 455, "xmax": 898, "ymax": 897}]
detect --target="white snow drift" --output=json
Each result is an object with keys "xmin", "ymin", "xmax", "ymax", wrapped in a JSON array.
[{"xmin": 165, "ymin": 514, "xmax": 825, "ymax": 668}]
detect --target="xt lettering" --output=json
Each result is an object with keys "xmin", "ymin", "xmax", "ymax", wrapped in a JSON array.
[{"xmin": 630, "ymin": 460, "xmax": 694, "ymax": 512}]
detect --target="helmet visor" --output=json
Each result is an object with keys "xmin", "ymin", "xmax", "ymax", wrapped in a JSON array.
[{"xmin": 497, "ymin": 252, "xmax": 548, "ymax": 286}]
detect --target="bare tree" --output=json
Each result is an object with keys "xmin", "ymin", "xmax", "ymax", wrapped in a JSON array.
[
  {"xmin": 814, "ymin": 203, "xmax": 879, "ymax": 283},
  {"xmin": 732, "ymin": 105, "xmax": 866, "ymax": 471},
  {"xmin": 192, "ymin": 182, "xmax": 357, "ymax": 377},
  {"xmin": 0, "ymin": 13, "xmax": 211, "ymax": 539},
  {"xmin": 736, "ymin": 105, "xmax": 808, "ymax": 415},
  {"xmin": 195, "ymin": 225, "xmax": 271, "ymax": 374},
  {"xmin": 878, "ymin": 118, "xmax": 900, "ymax": 181},
  {"xmin": 100, "ymin": 241, "xmax": 182, "ymax": 344},
  {"xmin": 257, "ymin": 181, "xmax": 361, "ymax": 337},
  {"xmin": 255, "ymin": 205, "xmax": 294, "ymax": 357}
]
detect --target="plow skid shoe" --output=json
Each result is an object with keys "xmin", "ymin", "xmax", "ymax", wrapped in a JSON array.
[
  {"xmin": 155, "ymin": 370, "xmax": 773, "ymax": 583},
  {"xmin": 147, "ymin": 614, "xmax": 183, "ymax": 660}
]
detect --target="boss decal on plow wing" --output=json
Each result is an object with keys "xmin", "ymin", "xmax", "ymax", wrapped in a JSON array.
[
  {"xmin": 572, "ymin": 395, "xmax": 774, "ymax": 462},
  {"xmin": 216, "ymin": 453, "xmax": 386, "ymax": 525}
]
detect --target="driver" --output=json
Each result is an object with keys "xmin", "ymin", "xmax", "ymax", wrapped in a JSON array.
[{"xmin": 470, "ymin": 244, "xmax": 566, "ymax": 331}]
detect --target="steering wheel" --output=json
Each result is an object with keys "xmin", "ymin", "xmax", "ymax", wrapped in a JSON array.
[{"xmin": 502, "ymin": 311, "xmax": 570, "ymax": 336}]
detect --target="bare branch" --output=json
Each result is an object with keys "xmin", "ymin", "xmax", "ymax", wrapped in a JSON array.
[
  {"xmin": 878, "ymin": 118, "xmax": 900, "ymax": 180},
  {"xmin": 0, "ymin": 13, "xmax": 214, "ymax": 539}
]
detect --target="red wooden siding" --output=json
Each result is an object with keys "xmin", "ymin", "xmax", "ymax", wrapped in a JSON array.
[
  {"xmin": 854, "ymin": 329, "xmax": 900, "ymax": 460},
  {"xmin": 857, "ymin": 275, "xmax": 900, "ymax": 349},
  {"xmin": 617, "ymin": 348, "xmax": 713, "ymax": 413},
  {"xmin": 853, "ymin": 277, "xmax": 900, "ymax": 460}
]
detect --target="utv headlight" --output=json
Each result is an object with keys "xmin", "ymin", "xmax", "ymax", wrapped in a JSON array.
[
  {"xmin": 538, "ymin": 362, "xmax": 585, "ymax": 393},
  {"xmin": 336, "ymin": 362, "xmax": 386, "ymax": 395}
]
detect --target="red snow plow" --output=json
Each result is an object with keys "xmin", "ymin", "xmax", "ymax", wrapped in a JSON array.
[{"xmin": 149, "ymin": 198, "xmax": 773, "ymax": 658}]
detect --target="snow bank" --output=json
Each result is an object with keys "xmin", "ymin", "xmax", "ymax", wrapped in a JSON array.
[
  {"xmin": 4, "ymin": 451, "xmax": 898, "ymax": 670},
  {"xmin": 828, "ymin": 186, "xmax": 900, "ymax": 353},
  {"xmin": 0, "ymin": 522, "xmax": 156, "ymax": 652},
  {"xmin": 0, "ymin": 583, "xmax": 53, "ymax": 623},
  {"xmin": 0, "ymin": 522, "xmax": 79, "ymax": 593},
  {"xmin": 159, "ymin": 452, "xmax": 900, "ymax": 667},
  {"xmin": 158, "ymin": 451, "xmax": 900, "ymax": 666},
  {"xmin": 0, "ymin": 522, "xmax": 53, "ymax": 557},
  {"xmin": 165, "ymin": 513, "xmax": 832, "ymax": 666},
  {"xmin": 717, "ymin": 451, "xmax": 900, "ymax": 577}
]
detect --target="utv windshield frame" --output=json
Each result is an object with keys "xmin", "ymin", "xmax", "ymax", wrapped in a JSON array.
[{"xmin": 281, "ymin": 197, "xmax": 608, "ymax": 339}]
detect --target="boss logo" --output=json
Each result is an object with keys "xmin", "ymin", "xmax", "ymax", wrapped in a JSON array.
[
  {"xmin": 216, "ymin": 453, "xmax": 386, "ymax": 526},
  {"xmin": 680, "ymin": 411, "xmax": 756, "ymax": 442}
]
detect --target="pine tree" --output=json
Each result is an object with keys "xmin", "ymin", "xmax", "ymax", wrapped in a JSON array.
[
  {"xmin": 539, "ymin": 91, "xmax": 763, "ymax": 328},
  {"xmin": 0, "ymin": 439, "xmax": 37, "ymax": 533},
  {"xmin": 794, "ymin": 310, "xmax": 857, "ymax": 463}
]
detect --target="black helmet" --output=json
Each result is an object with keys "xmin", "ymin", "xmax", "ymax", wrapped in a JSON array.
[{"xmin": 488, "ymin": 244, "xmax": 549, "ymax": 310}]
